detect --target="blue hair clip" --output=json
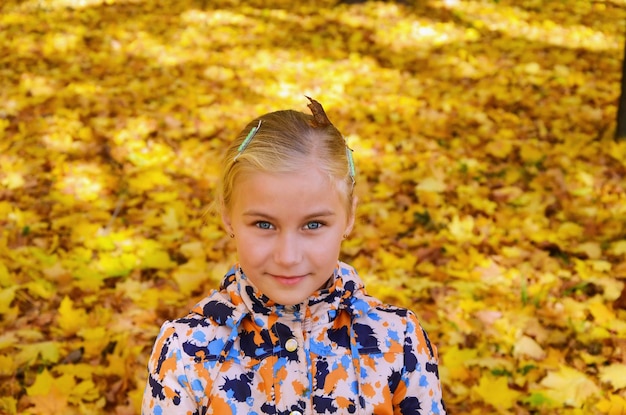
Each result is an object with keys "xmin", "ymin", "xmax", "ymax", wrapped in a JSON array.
[{"xmin": 234, "ymin": 120, "xmax": 262, "ymax": 162}]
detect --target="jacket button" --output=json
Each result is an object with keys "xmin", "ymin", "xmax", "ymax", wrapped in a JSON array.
[
  {"xmin": 285, "ymin": 338, "xmax": 298, "ymax": 352},
  {"xmin": 289, "ymin": 411, "xmax": 302, "ymax": 415}
]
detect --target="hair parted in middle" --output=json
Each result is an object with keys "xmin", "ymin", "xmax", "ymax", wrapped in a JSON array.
[{"xmin": 218, "ymin": 97, "xmax": 355, "ymax": 214}]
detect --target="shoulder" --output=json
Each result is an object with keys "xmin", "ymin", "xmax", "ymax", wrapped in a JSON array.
[
  {"xmin": 152, "ymin": 289, "xmax": 246, "ymax": 359},
  {"xmin": 358, "ymin": 301, "xmax": 416, "ymax": 329},
  {"xmin": 358, "ymin": 301, "xmax": 438, "ymax": 358},
  {"xmin": 187, "ymin": 271, "xmax": 247, "ymax": 327}
]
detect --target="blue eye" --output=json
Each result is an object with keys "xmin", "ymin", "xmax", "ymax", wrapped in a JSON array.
[
  {"xmin": 256, "ymin": 221, "xmax": 273, "ymax": 230},
  {"xmin": 305, "ymin": 221, "xmax": 323, "ymax": 230}
]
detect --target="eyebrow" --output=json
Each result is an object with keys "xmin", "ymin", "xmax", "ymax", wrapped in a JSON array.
[{"xmin": 242, "ymin": 210, "xmax": 336, "ymax": 220}]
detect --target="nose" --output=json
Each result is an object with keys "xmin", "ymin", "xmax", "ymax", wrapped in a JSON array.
[{"xmin": 273, "ymin": 232, "xmax": 302, "ymax": 267}]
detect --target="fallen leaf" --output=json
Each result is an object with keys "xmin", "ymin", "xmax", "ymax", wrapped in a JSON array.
[
  {"xmin": 539, "ymin": 365, "xmax": 601, "ymax": 407},
  {"xmin": 513, "ymin": 335, "xmax": 546, "ymax": 360},
  {"xmin": 599, "ymin": 364, "xmax": 626, "ymax": 390},
  {"xmin": 474, "ymin": 375, "xmax": 521, "ymax": 410},
  {"xmin": 57, "ymin": 296, "xmax": 90, "ymax": 336}
]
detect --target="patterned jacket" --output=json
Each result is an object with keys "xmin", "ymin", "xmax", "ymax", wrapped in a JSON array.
[{"xmin": 142, "ymin": 262, "xmax": 446, "ymax": 415}]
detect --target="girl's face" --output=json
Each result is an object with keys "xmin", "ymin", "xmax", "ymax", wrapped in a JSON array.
[{"xmin": 222, "ymin": 167, "xmax": 356, "ymax": 306}]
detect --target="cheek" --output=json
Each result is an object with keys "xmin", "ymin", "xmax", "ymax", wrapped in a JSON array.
[
  {"xmin": 312, "ymin": 235, "xmax": 343, "ymax": 257},
  {"xmin": 238, "ymin": 235, "xmax": 280, "ymax": 261},
  {"xmin": 235, "ymin": 237, "xmax": 261, "ymax": 260}
]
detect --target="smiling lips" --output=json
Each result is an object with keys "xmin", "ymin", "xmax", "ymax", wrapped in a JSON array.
[{"xmin": 270, "ymin": 275, "xmax": 307, "ymax": 285}]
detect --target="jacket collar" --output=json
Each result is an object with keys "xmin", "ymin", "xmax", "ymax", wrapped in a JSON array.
[
  {"xmin": 235, "ymin": 261, "xmax": 371, "ymax": 319},
  {"xmin": 191, "ymin": 261, "xmax": 373, "ymax": 325}
]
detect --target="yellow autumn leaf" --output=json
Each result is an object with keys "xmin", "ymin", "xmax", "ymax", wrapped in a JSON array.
[
  {"xmin": 68, "ymin": 379, "xmax": 100, "ymax": 403},
  {"xmin": 27, "ymin": 371, "xmax": 74, "ymax": 415},
  {"xmin": 78, "ymin": 326, "xmax": 109, "ymax": 359},
  {"xmin": 0, "ymin": 262, "xmax": 15, "ymax": 287},
  {"xmin": 152, "ymin": 191, "xmax": 181, "ymax": 202},
  {"xmin": 140, "ymin": 248, "xmax": 175, "ymax": 269},
  {"xmin": 15, "ymin": 343, "xmax": 50, "ymax": 365},
  {"xmin": 607, "ymin": 318, "xmax": 626, "ymax": 336},
  {"xmin": 26, "ymin": 369, "xmax": 69, "ymax": 396},
  {"xmin": 448, "ymin": 215, "xmax": 476, "ymax": 242},
  {"xmin": 519, "ymin": 142, "xmax": 544, "ymax": 164},
  {"xmin": 513, "ymin": 335, "xmax": 546, "ymax": 360},
  {"xmin": 172, "ymin": 257, "xmax": 210, "ymax": 296},
  {"xmin": 416, "ymin": 177, "xmax": 447, "ymax": 193},
  {"xmin": 105, "ymin": 348, "xmax": 128, "ymax": 377},
  {"xmin": 0, "ymin": 287, "xmax": 17, "ymax": 314},
  {"xmin": 25, "ymin": 278, "xmax": 56, "ymax": 299},
  {"xmin": 127, "ymin": 169, "xmax": 172, "ymax": 192},
  {"xmin": 57, "ymin": 296, "xmax": 90, "ymax": 336},
  {"xmin": 608, "ymin": 240, "xmax": 626, "ymax": 256},
  {"xmin": 0, "ymin": 355, "xmax": 16, "ymax": 376},
  {"xmin": 54, "ymin": 364, "xmax": 100, "ymax": 382},
  {"xmin": 596, "ymin": 394, "xmax": 626, "ymax": 415},
  {"xmin": 599, "ymin": 364, "xmax": 626, "ymax": 390},
  {"xmin": 95, "ymin": 251, "xmax": 136, "ymax": 277},
  {"xmin": 180, "ymin": 241, "xmax": 205, "ymax": 258},
  {"xmin": 608, "ymin": 140, "xmax": 626, "ymax": 164},
  {"xmin": 474, "ymin": 375, "xmax": 521, "ymax": 410},
  {"xmin": 0, "ymin": 332, "xmax": 17, "ymax": 351},
  {"xmin": 440, "ymin": 345, "xmax": 477, "ymax": 381},
  {"xmin": 161, "ymin": 206, "xmax": 180, "ymax": 230},
  {"xmin": 557, "ymin": 222, "xmax": 584, "ymax": 240},
  {"xmin": 467, "ymin": 356, "xmax": 515, "ymax": 372},
  {"xmin": 0, "ymin": 397, "xmax": 17, "ymax": 415},
  {"xmin": 41, "ymin": 261, "xmax": 69, "ymax": 281},
  {"xmin": 34, "ymin": 341, "xmax": 60, "ymax": 363},
  {"xmin": 128, "ymin": 385, "xmax": 145, "ymax": 414},
  {"xmin": 485, "ymin": 138, "xmax": 514, "ymax": 159},
  {"xmin": 561, "ymin": 297, "xmax": 588, "ymax": 321},
  {"xmin": 579, "ymin": 350, "xmax": 607, "ymax": 365},
  {"xmin": 587, "ymin": 298, "xmax": 616, "ymax": 326},
  {"xmin": 2, "ymin": 171, "xmax": 25, "ymax": 189},
  {"xmin": 0, "ymin": 198, "xmax": 11, "ymax": 216},
  {"xmin": 539, "ymin": 365, "xmax": 601, "ymax": 407},
  {"xmin": 583, "ymin": 325, "xmax": 612, "ymax": 342},
  {"xmin": 589, "ymin": 260, "xmax": 612, "ymax": 273},
  {"xmin": 574, "ymin": 242, "xmax": 602, "ymax": 259},
  {"xmin": 138, "ymin": 240, "xmax": 175, "ymax": 269}
]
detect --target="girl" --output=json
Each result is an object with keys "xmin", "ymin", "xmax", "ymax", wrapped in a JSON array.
[{"xmin": 142, "ymin": 98, "xmax": 446, "ymax": 415}]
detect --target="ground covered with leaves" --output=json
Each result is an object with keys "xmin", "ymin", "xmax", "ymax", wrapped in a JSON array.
[{"xmin": 1, "ymin": 0, "xmax": 625, "ymax": 413}]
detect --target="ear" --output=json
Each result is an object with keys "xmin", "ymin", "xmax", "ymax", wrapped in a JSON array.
[
  {"xmin": 344, "ymin": 195, "xmax": 358, "ymax": 236},
  {"xmin": 221, "ymin": 202, "xmax": 234, "ymax": 236}
]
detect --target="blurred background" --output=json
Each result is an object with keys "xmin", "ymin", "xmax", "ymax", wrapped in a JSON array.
[{"xmin": 1, "ymin": 0, "xmax": 625, "ymax": 413}]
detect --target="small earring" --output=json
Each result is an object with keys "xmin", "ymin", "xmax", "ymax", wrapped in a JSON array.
[
  {"xmin": 229, "ymin": 233, "xmax": 234, "ymax": 238},
  {"xmin": 342, "ymin": 234, "xmax": 348, "ymax": 239}
]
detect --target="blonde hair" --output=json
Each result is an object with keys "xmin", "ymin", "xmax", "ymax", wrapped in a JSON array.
[{"xmin": 218, "ymin": 103, "xmax": 354, "ymax": 215}]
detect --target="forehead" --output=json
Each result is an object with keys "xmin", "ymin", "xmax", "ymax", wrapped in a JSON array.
[{"xmin": 230, "ymin": 168, "xmax": 349, "ymax": 215}]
